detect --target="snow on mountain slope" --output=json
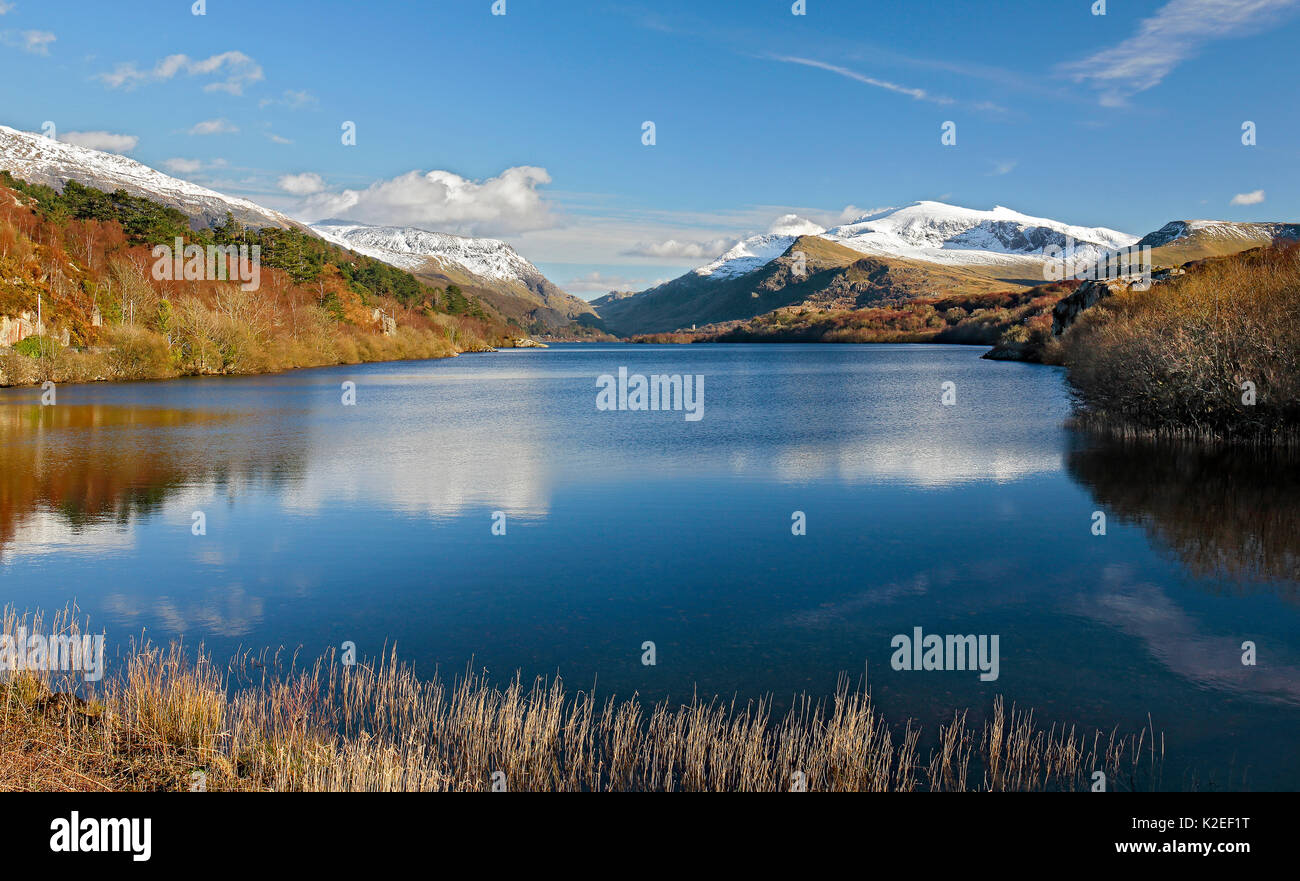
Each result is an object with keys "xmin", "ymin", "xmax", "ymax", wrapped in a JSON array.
[
  {"xmin": 0, "ymin": 124, "xmax": 302, "ymax": 230},
  {"xmin": 312, "ymin": 221, "xmax": 550, "ymax": 287},
  {"xmin": 312, "ymin": 220, "xmax": 598, "ymax": 323},
  {"xmin": 683, "ymin": 201, "xmax": 1139, "ymax": 286},
  {"xmin": 823, "ymin": 201, "xmax": 1138, "ymax": 269},
  {"xmin": 1137, "ymin": 220, "xmax": 1300, "ymax": 249},
  {"xmin": 696, "ymin": 215, "xmax": 826, "ymax": 279}
]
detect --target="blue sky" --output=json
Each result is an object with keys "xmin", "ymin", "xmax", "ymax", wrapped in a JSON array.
[{"xmin": 1, "ymin": 0, "xmax": 1297, "ymax": 296}]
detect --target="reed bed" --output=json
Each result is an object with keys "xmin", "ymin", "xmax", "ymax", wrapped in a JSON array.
[{"xmin": 0, "ymin": 608, "xmax": 1161, "ymax": 792}]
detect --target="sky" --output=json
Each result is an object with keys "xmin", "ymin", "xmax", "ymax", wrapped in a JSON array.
[{"xmin": 1, "ymin": 0, "xmax": 1297, "ymax": 297}]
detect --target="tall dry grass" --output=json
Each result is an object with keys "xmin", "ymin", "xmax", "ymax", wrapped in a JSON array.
[
  {"xmin": 0, "ymin": 608, "xmax": 1161, "ymax": 792},
  {"xmin": 1062, "ymin": 244, "xmax": 1300, "ymax": 442}
]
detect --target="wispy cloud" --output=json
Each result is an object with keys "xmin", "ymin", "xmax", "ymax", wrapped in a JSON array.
[
  {"xmin": 1059, "ymin": 0, "xmax": 1300, "ymax": 105},
  {"xmin": 987, "ymin": 159, "xmax": 1018, "ymax": 177},
  {"xmin": 622, "ymin": 237, "xmax": 734, "ymax": 260},
  {"xmin": 97, "ymin": 51, "xmax": 264, "ymax": 95},
  {"xmin": 0, "ymin": 3, "xmax": 15, "ymax": 14},
  {"xmin": 59, "ymin": 130, "xmax": 137, "ymax": 153},
  {"xmin": 561, "ymin": 270, "xmax": 669, "ymax": 294},
  {"xmin": 259, "ymin": 89, "xmax": 317, "ymax": 110},
  {"xmin": 187, "ymin": 118, "xmax": 238, "ymax": 136},
  {"xmin": 2, "ymin": 29, "xmax": 54, "ymax": 54},
  {"xmin": 1231, "ymin": 189, "xmax": 1266, "ymax": 205},
  {"xmin": 770, "ymin": 55, "xmax": 953, "ymax": 105},
  {"xmin": 162, "ymin": 158, "xmax": 203, "ymax": 174}
]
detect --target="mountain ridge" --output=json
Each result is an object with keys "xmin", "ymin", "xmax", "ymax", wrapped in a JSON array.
[
  {"xmin": 311, "ymin": 220, "xmax": 602, "ymax": 336},
  {"xmin": 598, "ymin": 202, "xmax": 1296, "ymax": 336},
  {"xmin": 0, "ymin": 124, "xmax": 304, "ymax": 232}
]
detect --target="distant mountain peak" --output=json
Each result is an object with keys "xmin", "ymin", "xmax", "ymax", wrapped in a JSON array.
[
  {"xmin": 311, "ymin": 219, "xmax": 598, "ymax": 328},
  {"xmin": 310, "ymin": 220, "xmax": 534, "ymax": 282},
  {"xmin": 0, "ymin": 123, "xmax": 303, "ymax": 231},
  {"xmin": 823, "ymin": 201, "xmax": 1137, "ymax": 267},
  {"xmin": 1136, "ymin": 219, "xmax": 1300, "ymax": 249}
]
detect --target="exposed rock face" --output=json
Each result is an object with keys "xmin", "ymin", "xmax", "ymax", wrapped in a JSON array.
[
  {"xmin": 0, "ymin": 312, "xmax": 44, "ymax": 347},
  {"xmin": 1051, "ymin": 279, "xmax": 1130, "ymax": 336}
]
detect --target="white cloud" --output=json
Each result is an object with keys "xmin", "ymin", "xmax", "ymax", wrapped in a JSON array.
[
  {"xmin": 266, "ymin": 132, "xmax": 293, "ymax": 144},
  {"xmin": 59, "ymin": 130, "xmax": 138, "ymax": 153},
  {"xmin": 2, "ymin": 28, "xmax": 54, "ymax": 54},
  {"xmin": 97, "ymin": 50, "xmax": 264, "ymax": 95},
  {"xmin": 624, "ymin": 214, "xmax": 824, "ymax": 260},
  {"xmin": 277, "ymin": 172, "xmax": 326, "ymax": 195},
  {"xmin": 21, "ymin": 29, "xmax": 52, "ymax": 53},
  {"xmin": 767, "ymin": 213, "xmax": 825, "ymax": 236},
  {"xmin": 987, "ymin": 159, "xmax": 1018, "ymax": 177},
  {"xmin": 187, "ymin": 118, "xmax": 238, "ymax": 136},
  {"xmin": 623, "ymin": 237, "xmax": 733, "ymax": 260},
  {"xmin": 0, "ymin": 3, "xmax": 15, "ymax": 14},
  {"xmin": 296, "ymin": 166, "xmax": 557, "ymax": 235},
  {"xmin": 1059, "ymin": 0, "xmax": 1300, "ymax": 104},
  {"xmin": 162, "ymin": 158, "xmax": 203, "ymax": 174},
  {"xmin": 562, "ymin": 270, "xmax": 669, "ymax": 294},
  {"xmin": 1231, "ymin": 189, "xmax": 1266, "ymax": 205}
]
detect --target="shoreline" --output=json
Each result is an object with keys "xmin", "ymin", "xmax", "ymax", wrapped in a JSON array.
[
  {"xmin": 0, "ymin": 610, "xmax": 1164, "ymax": 793},
  {"xmin": 0, "ymin": 337, "xmax": 1019, "ymax": 393}
]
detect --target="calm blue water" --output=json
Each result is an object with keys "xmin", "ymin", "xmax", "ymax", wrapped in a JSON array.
[{"xmin": 1, "ymin": 343, "xmax": 1297, "ymax": 789}]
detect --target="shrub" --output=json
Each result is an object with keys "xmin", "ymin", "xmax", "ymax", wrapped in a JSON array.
[{"xmin": 1061, "ymin": 244, "xmax": 1300, "ymax": 442}]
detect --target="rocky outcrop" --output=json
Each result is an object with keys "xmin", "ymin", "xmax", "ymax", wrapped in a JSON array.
[
  {"xmin": 0, "ymin": 312, "xmax": 44, "ymax": 347},
  {"xmin": 1051, "ymin": 279, "xmax": 1130, "ymax": 336}
]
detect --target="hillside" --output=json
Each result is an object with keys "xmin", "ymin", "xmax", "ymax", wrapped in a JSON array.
[
  {"xmin": 0, "ymin": 124, "xmax": 303, "ymax": 232},
  {"xmin": 1138, "ymin": 220, "xmax": 1300, "ymax": 267},
  {"xmin": 0, "ymin": 173, "xmax": 520, "ymax": 388},
  {"xmin": 0, "ymin": 123, "xmax": 602, "ymax": 340},
  {"xmin": 598, "ymin": 233, "xmax": 1024, "ymax": 336},
  {"xmin": 598, "ymin": 201, "xmax": 1138, "ymax": 335},
  {"xmin": 1058, "ymin": 242, "xmax": 1300, "ymax": 443},
  {"xmin": 312, "ymin": 221, "xmax": 608, "ymax": 339}
]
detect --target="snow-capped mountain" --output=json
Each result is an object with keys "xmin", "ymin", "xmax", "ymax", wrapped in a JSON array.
[
  {"xmin": 697, "ymin": 216, "xmax": 827, "ymax": 279},
  {"xmin": 312, "ymin": 220, "xmax": 597, "ymax": 324},
  {"xmin": 0, "ymin": 122, "xmax": 595, "ymax": 333},
  {"xmin": 687, "ymin": 201, "xmax": 1136, "ymax": 286},
  {"xmin": 1137, "ymin": 220, "xmax": 1300, "ymax": 250},
  {"xmin": 824, "ymin": 202, "xmax": 1138, "ymax": 269},
  {"xmin": 597, "ymin": 201, "xmax": 1146, "ymax": 336},
  {"xmin": 0, "ymin": 124, "xmax": 302, "ymax": 231},
  {"xmin": 313, "ymin": 221, "xmax": 552, "ymax": 288}
]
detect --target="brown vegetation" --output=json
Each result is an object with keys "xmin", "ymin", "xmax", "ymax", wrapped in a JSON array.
[
  {"xmin": 1, "ymin": 608, "xmax": 1163, "ymax": 792},
  {"xmin": 0, "ymin": 183, "xmax": 508, "ymax": 388},
  {"xmin": 634, "ymin": 282, "xmax": 1080, "ymax": 355},
  {"xmin": 1067, "ymin": 436, "xmax": 1300, "ymax": 590},
  {"xmin": 1061, "ymin": 244, "xmax": 1300, "ymax": 443}
]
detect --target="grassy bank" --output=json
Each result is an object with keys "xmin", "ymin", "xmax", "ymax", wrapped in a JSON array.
[
  {"xmin": 631, "ymin": 282, "xmax": 1081, "ymax": 360},
  {"xmin": 1, "ymin": 609, "xmax": 1163, "ymax": 792},
  {"xmin": 0, "ymin": 174, "xmax": 516, "ymax": 388},
  {"xmin": 1060, "ymin": 244, "xmax": 1300, "ymax": 444}
]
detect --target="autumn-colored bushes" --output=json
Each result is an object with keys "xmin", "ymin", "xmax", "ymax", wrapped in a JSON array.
[
  {"xmin": 0, "ymin": 179, "xmax": 505, "ymax": 387},
  {"xmin": 1061, "ymin": 244, "xmax": 1300, "ymax": 442},
  {"xmin": 645, "ymin": 282, "xmax": 1079, "ymax": 348}
]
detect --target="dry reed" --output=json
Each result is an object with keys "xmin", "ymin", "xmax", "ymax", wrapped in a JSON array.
[{"xmin": 0, "ymin": 608, "xmax": 1161, "ymax": 792}]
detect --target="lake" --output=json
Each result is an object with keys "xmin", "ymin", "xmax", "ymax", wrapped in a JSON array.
[{"xmin": 1, "ymin": 343, "xmax": 1297, "ymax": 790}]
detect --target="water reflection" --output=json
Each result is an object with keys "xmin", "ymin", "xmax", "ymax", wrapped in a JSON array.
[
  {"xmin": 0, "ymin": 403, "xmax": 304, "ymax": 563},
  {"xmin": 1066, "ymin": 435, "xmax": 1300, "ymax": 596}
]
